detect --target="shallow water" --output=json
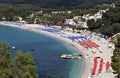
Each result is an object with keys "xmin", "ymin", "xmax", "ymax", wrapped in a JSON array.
[{"xmin": 0, "ymin": 25, "xmax": 84, "ymax": 78}]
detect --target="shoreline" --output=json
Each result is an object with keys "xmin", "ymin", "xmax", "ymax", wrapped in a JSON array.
[{"xmin": 0, "ymin": 21, "xmax": 115, "ymax": 78}]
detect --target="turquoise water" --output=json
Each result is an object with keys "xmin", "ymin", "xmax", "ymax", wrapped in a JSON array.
[{"xmin": 0, "ymin": 25, "xmax": 84, "ymax": 78}]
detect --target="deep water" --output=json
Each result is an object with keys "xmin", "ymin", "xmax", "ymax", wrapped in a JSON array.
[{"xmin": 0, "ymin": 25, "xmax": 84, "ymax": 78}]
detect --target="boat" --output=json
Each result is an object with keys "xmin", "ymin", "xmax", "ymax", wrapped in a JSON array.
[
  {"xmin": 61, "ymin": 54, "xmax": 82, "ymax": 59},
  {"xmin": 61, "ymin": 54, "xmax": 74, "ymax": 59},
  {"xmin": 11, "ymin": 46, "xmax": 15, "ymax": 50}
]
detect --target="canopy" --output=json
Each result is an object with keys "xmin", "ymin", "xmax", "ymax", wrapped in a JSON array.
[
  {"xmin": 94, "ymin": 57, "xmax": 97, "ymax": 63},
  {"xmin": 100, "ymin": 58, "xmax": 103, "ymax": 63},
  {"xmin": 91, "ymin": 57, "xmax": 97, "ymax": 75},
  {"xmin": 106, "ymin": 61, "xmax": 110, "ymax": 70},
  {"xmin": 98, "ymin": 63, "xmax": 103, "ymax": 73},
  {"xmin": 98, "ymin": 58, "xmax": 103, "ymax": 73}
]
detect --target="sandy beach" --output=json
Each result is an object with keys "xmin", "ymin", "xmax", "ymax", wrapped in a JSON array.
[{"xmin": 0, "ymin": 21, "xmax": 115, "ymax": 78}]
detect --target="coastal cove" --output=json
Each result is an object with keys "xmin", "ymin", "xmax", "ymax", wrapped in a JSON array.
[
  {"xmin": 0, "ymin": 0, "xmax": 120, "ymax": 77},
  {"xmin": 0, "ymin": 25, "xmax": 84, "ymax": 78}
]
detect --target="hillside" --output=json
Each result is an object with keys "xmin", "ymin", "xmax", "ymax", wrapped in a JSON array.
[
  {"xmin": 0, "ymin": 0, "xmax": 119, "ymax": 8},
  {"xmin": 98, "ymin": 2, "xmax": 120, "ymax": 36}
]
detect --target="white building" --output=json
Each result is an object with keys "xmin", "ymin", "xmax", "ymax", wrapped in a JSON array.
[
  {"xmin": 82, "ymin": 14, "xmax": 92, "ymax": 22},
  {"xmin": 18, "ymin": 16, "xmax": 23, "ymax": 21},
  {"xmin": 52, "ymin": 11, "xmax": 66, "ymax": 14},
  {"xmin": 111, "ymin": 3, "xmax": 116, "ymax": 8},
  {"xmin": 94, "ymin": 13, "xmax": 102, "ymax": 21},
  {"xmin": 64, "ymin": 19, "xmax": 76, "ymax": 26},
  {"xmin": 63, "ymin": 9, "xmax": 108, "ymax": 29},
  {"xmin": 67, "ymin": 11, "xmax": 72, "ymax": 14},
  {"xmin": 2, "ymin": 17, "xmax": 6, "ymax": 20},
  {"xmin": 82, "ymin": 9, "xmax": 108, "ymax": 21},
  {"xmin": 35, "ymin": 10, "xmax": 43, "ymax": 14},
  {"xmin": 29, "ymin": 13, "xmax": 34, "ymax": 18},
  {"xmin": 52, "ymin": 11, "xmax": 72, "ymax": 14},
  {"xmin": 94, "ymin": 9, "xmax": 108, "ymax": 21},
  {"xmin": 76, "ymin": 22, "xmax": 88, "ymax": 28},
  {"xmin": 88, "ymin": 16, "xmax": 94, "ymax": 20},
  {"xmin": 73, "ymin": 16, "xmax": 81, "ymax": 20}
]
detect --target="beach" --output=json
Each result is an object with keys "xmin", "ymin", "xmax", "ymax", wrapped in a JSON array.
[{"xmin": 0, "ymin": 21, "xmax": 115, "ymax": 78}]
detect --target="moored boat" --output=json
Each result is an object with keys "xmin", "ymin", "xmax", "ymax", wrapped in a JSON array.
[{"xmin": 61, "ymin": 54, "xmax": 82, "ymax": 59}]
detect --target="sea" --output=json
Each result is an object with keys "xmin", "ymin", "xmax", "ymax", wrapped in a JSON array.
[{"xmin": 0, "ymin": 25, "xmax": 84, "ymax": 78}]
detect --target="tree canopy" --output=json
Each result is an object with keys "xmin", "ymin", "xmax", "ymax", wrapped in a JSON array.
[
  {"xmin": 111, "ymin": 35, "xmax": 120, "ymax": 78},
  {"xmin": 99, "ymin": 2, "xmax": 120, "ymax": 36},
  {"xmin": 0, "ymin": 0, "xmax": 118, "ymax": 9},
  {"xmin": 0, "ymin": 42, "xmax": 38, "ymax": 78},
  {"xmin": 87, "ymin": 2, "xmax": 120, "ymax": 36}
]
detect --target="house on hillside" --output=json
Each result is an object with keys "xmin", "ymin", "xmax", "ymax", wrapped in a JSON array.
[
  {"xmin": 64, "ymin": 16, "xmax": 88, "ymax": 29},
  {"xmin": 73, "ymin": 16, "xmax": 81, "ymax": 20},
  {"xmin": 94, "ymin": 9, "xmax": 108, "ymax": 21},
  {"xmin": 111, "ymin": 3, "xmax": 115, "ymax": 8},
  {"xmin": 82, "ymin": 14, "xmax": 92, "ymax": 22},
  {"xmin": 52, "ymin": 11, "xmax": 66, "ymax": 14},
  {"xmin": 64, "ymin": 19, "xmax": 76, "ymax": 26},
  {"xmin": 94, "ymin": 13, "xmax": 102, "ymax": 21},
  {"xmin": 82, "ymin": 9, "xmax": 108, "ymax": 21},
  {"xmin": 76, "ymin": 22, "xmax": 88, "ymax": 28},
  {"xmin": 67, "ymin": 11, "xmax": 72, "ymax": 14}
]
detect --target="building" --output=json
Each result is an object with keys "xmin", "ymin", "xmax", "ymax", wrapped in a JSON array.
[
  {"xmin": 64, "ymin": 19, "xmax": 76, "ymax": 26},
  {"xmin": 67, "ymin": 11, "xmax": 72, "ymax": 14},
  {"xmin": 94, "ymin": 13, "xmax": 102, "ymax": 21},
  {"xmin": 73, "ymin": 16, "xmax": 81, "ymax": 20},
  {"xmin": 111, "ymin": 3, "xmax": 116, "ymax": 8},
  {"xmin": 52, "ymin": 11, "xmax": 66, "ymax": 14},
  {"xmin": 94, "ymin": 9, "xmax": 108, "ymax": 21},
  {"xmin": 82, "ymin": 9, "xmax": 108, "ymax": 21},
  {"xmin": 76, "ymin": 22, "xmax": 88, "ymax": 28}
]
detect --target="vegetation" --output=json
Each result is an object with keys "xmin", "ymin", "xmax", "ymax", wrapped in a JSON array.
[
  {"xmin": 36, "ymin": 13, "xmax": 75, "ymax": 25},
  {"xmin": 0, "ymin": 3, "xmax": 76, "ymax": 25},
  {"xmin": 0, "ymin": 0, "xmax": 120, "ymax": 78},
  {"xmin": 111, "ymin": 35, "xmax": 120, "ymax": 78},
  {"xmin": 87, "ymin": 2, "xmax": 120, "ymax": 36},
  {"xmin": 0, "ymin": 0, "xmax": 119, "ymax": 25},
  {"xmin": 0, "ymin": 3, "xmax": 41, "ymax": 21},
  {"xmin": 86, "ymin": 3, "xmax": 120, "ymax": 77},
  {"xmin": 99, "ymin": 3, "xmax": 120, "ymax": 36},
  {"xmin": 0, "ymin": 0, "xmax": 119, "ymax": 9},
  {"xmin": 87, "ymin": 19, "xmax": 102, "ymax": 30},
  {"xmin": 0, "ymin": 42, "xmax": 38, "ymax": 78}
]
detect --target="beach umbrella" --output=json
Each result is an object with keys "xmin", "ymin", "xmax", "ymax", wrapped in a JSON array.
[
  {"xmin": 91, "ymin": 57, "xmax": 97, "ymax": 75},
  {"xmin": 94, "ymin": 57, "xmax": 97, "ymax": 63},
  {"xmin": 91, "ymin": 63, "xmax": 97, "ymax": 75},
  {"xmin": 84, "ymin": 41, "xmax": 92, "ymax": 48},
  {"xmin": 98, "ymin": 58, "xmax": 103, "ymax": 73},
  {"xmin": 100, "ymin": 58, "xmax": 103, "ymax": 63},
  {"xmin": 106, "ymin": 61, "xmax": 110, "ymax": 70},
  {"xmin": 98, "ymin": 63, "xmax": 103, "ymax": 73}
]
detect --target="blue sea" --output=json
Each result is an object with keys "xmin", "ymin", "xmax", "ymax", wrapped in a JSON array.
[{"xmin": 0, "ymin": 25, "xmax": 84, "ymax": 78}]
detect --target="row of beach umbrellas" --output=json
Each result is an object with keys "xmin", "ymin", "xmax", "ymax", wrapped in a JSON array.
[{"xmin": 91, "ymin": 57, "xmax": 110, "ymax": 75}]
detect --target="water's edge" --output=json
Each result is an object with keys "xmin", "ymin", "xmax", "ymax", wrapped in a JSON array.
[{"xmin": 0, "ymin": 24, "xmax": 85, "ymax": 78}]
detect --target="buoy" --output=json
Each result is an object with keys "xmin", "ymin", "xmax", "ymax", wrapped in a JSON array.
[
  {"xmin": 31, "ymin": 48, "xmax": 34, "ymax": 51},
  {"xmin": 12, "ymin": 46, "xmax": 15, "ymax": 50}
]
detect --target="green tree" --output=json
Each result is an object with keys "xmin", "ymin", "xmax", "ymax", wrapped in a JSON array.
[
  {"xmin": 99, "ymin": 2, "xmax": 120, "ymax": 36},
  {"xmin": 95, "ymin": 19, "xmax": 102, "ymax": 28},
  {"xmin": 112, "ymin": 23, "xmax": 120, "ymax": 34},
  {"xmin": 87, "ymin": 19, "xmax": 95, "ymax": 30},
  {"xmin": 111, "ymin": 35, "xmax": 120, "ymax": 78},
  {"xmin": 116, "ymin": 36, "xmax": 120, "ymax": 48},
  {"xmin": 0, "ymin": 42, "xmax": 38, "ymax": 78}
]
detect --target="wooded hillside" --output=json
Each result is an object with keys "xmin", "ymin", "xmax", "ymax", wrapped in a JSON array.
[{"xmin": 0, "ymin": 0, "xmax": 119, "ymax": 8}]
